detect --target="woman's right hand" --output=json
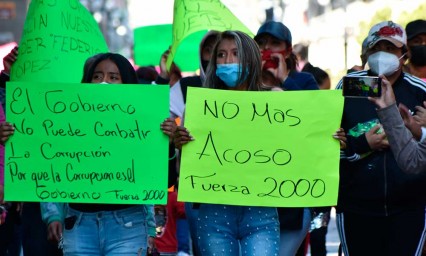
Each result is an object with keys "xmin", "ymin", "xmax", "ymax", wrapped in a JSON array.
[
  {"xmin": 47, "ymin": 221, "xmax": 63, "ymax": 242},
  {"xmin": 365, "ymin": 124, "xmax": 389, "ymax": 151},
  {"xmin": 265, "ymin": 52, "xmax": 289, "ymax": 83},
  {"xmin": 368, "ymin": 75, "xmax": 395, "ymax": 109},
  {"xmin": 333, "ymin": 128, "xmax": 347, "ymax": 149},
  {"xmin": 174, "ymin": 126, "xmax": 194, "ymax": 150},
  {"xmin": 0, "ymin": 122, "xmax": 14, "ymax": 145}
]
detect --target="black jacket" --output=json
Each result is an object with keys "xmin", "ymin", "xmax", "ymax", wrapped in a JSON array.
[{"xmin": 336, "ymin": 70, "xmax": 426, "ymax": 216}]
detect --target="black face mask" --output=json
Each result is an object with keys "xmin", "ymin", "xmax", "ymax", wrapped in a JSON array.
[
  {"xmin": 201, "ymin": 60, "xmax": 210, "ymax": 72},
  {"xmin": 410, "ymin": 45, "xmax": 426, "ymax": 66}
]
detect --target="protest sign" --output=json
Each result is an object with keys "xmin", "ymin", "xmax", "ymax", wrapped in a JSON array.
[
  {"xmin": 4, "ymin": 82, "xmax": 169, "ymax": 204},
  {"xmin": 178, "ymin": 88, "xmax": 344, "ymax": 207},
  {"xmin": 167, "ymin": 0, "xmax": 254, "ymax": 69},
  {"xmin": 10, "ymin": 0, "xmax": 108, "ymax": 82}
]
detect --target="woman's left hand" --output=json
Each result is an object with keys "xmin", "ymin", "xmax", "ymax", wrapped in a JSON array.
[
  {"xmin": 414, "ymin": 101, "xmax": 426, "ymax": 127},
  {"xmin": 333, "ymin": 128, "xmax": 347, "ymax": 149},
  {"xmin": 160, "ymin": 118, "xmax": 177, "ymax": 143},
  {"xmin": 399, "ymin": 103, "xmax": 422, "ymax": 140}
]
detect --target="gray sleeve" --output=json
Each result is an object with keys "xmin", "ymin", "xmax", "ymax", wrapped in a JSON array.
[{"xmin": 377, "ymin": 103, "xmax": 426, "ymax": 174}]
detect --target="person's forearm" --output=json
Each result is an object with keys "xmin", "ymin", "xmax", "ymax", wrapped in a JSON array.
[{"xmin": 378, "ymin": 104, "xmax": 426, "ymax": 174}]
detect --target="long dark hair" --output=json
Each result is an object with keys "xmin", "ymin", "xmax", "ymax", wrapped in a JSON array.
[{"xmin": 81, "ymin": 53, "xmax": 138, "ymax": 84}]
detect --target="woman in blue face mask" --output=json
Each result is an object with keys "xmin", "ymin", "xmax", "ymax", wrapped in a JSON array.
[
  {"xmin": 174, "ymin": 30, "xmax": 281, "ymax": 256},
  {"xmin": 203, "ymin": 30, "xmax": 267, "ymax": 92}
]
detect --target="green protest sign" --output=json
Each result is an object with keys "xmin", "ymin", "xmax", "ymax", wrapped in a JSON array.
[
  {"xmin": 10, "ymin": 1, "xmax": 108, "ymax": 82},
  {"xmin": 178, "ymin": 88, "xmax": 344, "ymax": 207},
  {"xmin": 4, "ymin": 82, "xmax": 170, "ymax": 204},
  {"xmin": 167, "ymin": 0, "xmax": 254, "ymax": 69},
  {"xmin": 133, "ymin": 24, "xmax": 207, "ymax": 72}
]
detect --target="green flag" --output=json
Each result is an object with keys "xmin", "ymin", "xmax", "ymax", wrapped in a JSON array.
[
  {"xmin": 166, "ymin": 0, "xmax": 254, "ymax": 69},
  {"xmin": 10, "ymin": 1, "xmax": 109, "ymax": 82},
  {"xmin": 133, "ymin": 24, "xmax": 208, "ymax": 72}
]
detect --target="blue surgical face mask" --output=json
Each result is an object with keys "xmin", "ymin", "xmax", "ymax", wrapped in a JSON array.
[{"xmin": 216, "ymin": 63, "xmax": 246, "ymax": 87}]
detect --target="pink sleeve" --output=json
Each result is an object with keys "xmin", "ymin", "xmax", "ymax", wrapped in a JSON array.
[{"xmin": 0, "ymin": 105, "xmax": 5, "ymax": 186}]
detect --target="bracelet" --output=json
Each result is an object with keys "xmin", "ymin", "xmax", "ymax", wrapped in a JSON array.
[{"xmin": 169, "ymin": 148, "xmax": 177, "ymax": 160}]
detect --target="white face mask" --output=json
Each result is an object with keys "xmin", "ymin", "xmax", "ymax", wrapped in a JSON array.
[{"xmin": 367, "ymin": 51, "xmax": 404, "ymax": 76}]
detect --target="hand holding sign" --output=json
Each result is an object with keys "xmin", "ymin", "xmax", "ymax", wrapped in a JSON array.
[{"xmin": 0, "ymin": 122, "xmax": 14, "ymax": 145}]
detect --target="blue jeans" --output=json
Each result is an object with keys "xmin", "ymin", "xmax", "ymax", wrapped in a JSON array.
[
  {"xmin": 279, "ymin": 208, "xmax": 312, "ymax": 256},
  {"xmin": 197, "ymin": 204, "xmax": 280, "ymax": 256},
  {"xmin": 63, "ymin": 206, "xmax": 149, "ymax": 256},
  {"xmin": 184, "ymin": 202, "xmax": 200, "ymax": 255},
  {"xmin": 176, "ymin": 218, "xmax": 191, "ymax": 254}
]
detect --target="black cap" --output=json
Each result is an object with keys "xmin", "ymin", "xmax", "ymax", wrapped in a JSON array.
[
  {"xmin": 255, "ymin": 21, "xmax": 292, "ymax": 45},
  {"xmin": 406, "ymin": 19, "xmax": 426, "ymax": 40}
]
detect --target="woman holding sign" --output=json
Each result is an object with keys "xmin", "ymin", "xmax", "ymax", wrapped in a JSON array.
[
  {"xmin": 174, "ymin": 30, "xmax": 281, "ymax": 256},
  {"xmin": 0, "ymin": 52, "xmax": 178, "ymax": 256},
  {"xmin": 47, "ymin": 53, "xmax": 177, "ymax": 255}
]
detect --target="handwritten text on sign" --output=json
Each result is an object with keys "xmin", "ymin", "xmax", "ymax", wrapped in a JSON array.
[
  {"xmin": 167, "ymin": 0, "xmax": 253, "ymax": 69},
  {"xmin": 178, "ymin": 88, "xmax": 344, "ymax": 207},
  {"xmin": 4, "ymin": 82, "xmax": 169, "ymax": 204},
  {"xmin": 10, "ymin": 0, "xmax": 108, "ymax": 82}
]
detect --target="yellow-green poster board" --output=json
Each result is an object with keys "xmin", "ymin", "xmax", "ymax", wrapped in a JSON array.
[
  {"xmin": 10, "ymin": 0, "xmax": 108, "ymax": 82},
  {"xmin": 167, "ymin": 0, "xmax": 254, "ymax": 69},
  {"xmin": 4, "ymin": 82, "xmax": 170, "ymax": 204},
  {"xmin": 178, "ymin": 88, "xmax": 344, "ymax": 207}
]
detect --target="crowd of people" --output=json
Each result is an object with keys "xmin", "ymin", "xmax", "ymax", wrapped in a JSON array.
[{"xmin": 0, "ymin": 12, "xmax": 426, "ymax": 256}]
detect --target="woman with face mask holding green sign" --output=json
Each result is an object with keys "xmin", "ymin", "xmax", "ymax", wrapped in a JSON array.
[
  {"xmin": 174, "ymin": 30, "xmax": 281, "ymax": 256},
  {"xmin": 0, "ymin": 52, "xmax": 178, "ymax": 256}
]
